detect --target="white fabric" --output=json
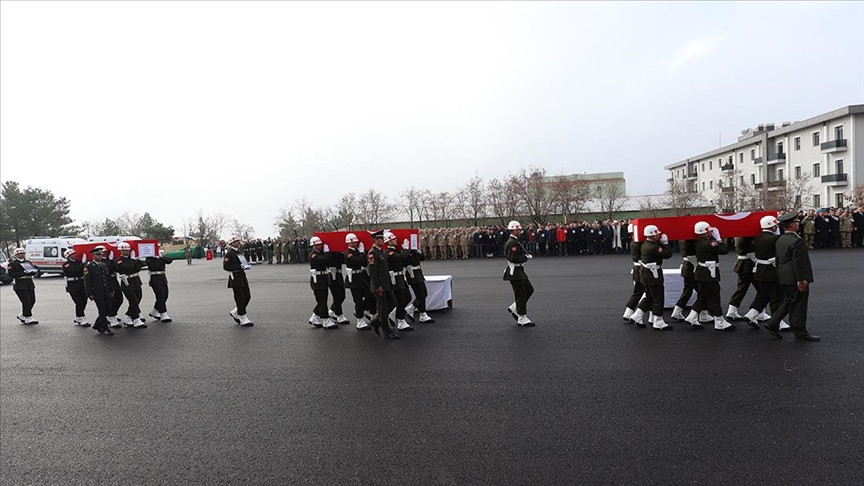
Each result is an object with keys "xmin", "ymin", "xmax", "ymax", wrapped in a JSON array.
[
  {"xmin": 662, "ymin": 268, "xmax": 697, "ymax": 308},
  {"xmin": 408, "ymin": 275, "xmax": 453, "ymax": 311}
]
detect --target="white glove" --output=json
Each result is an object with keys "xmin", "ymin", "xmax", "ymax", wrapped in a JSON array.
[
  {"xmin": 526, "ymin": 254, "xmax": 533, "ymax": 260},
  {"xmin": 402, "ymin": 239, "xmax": 409, "ymax": 249},
  {"xmin": 660, "ymin": 234, "xmax": 668, "ymax": 244},
  {"xmin": 241, "ymin": 263, "xmax": 251, "ymax": 270},
  {"xmin": 711, "ymin": 227, "xmax": 721, "ymax": 241}
]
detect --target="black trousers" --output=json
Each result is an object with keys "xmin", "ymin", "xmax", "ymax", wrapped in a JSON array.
[
  {"xmin": 122, "ymin": 285, "xmax": 142, "ymax": 317},
  {"xmin": 675, "ymin": 275, "xmax": 696, "ymax": 309},
  {"xmin": 328, "ymin": 285, "xmax": 345, "ymax": 316},
  {"xmin": 693, "ymin": 281, "xmax": 722, "ymax": 317},
  {"xmin": 394, "ymin": 287, "xmax": 411, "ymax": 319},
  {"xmin": 93, "ymin": 298, "xmax": 109, "ymax": 331},
  {"xmin": 640, "ymin": 283, "xmax": 665, "ymax": 316},
  {"xmin": 626, "ymin": 278, "xmax": 645, "ymax": 310},
  {"xmin": 109, "ymin": 287, "xmax": 123, "ymax": 317},
  {"xmin": 232, "ymin": 285, "xmax": 251, "ymax": 315},
  {"xmin": 765, "ymin": 285, "xmax": 810, "ymax": 336},
  {"xmin": 749, "ymin": 280, "xmax": 784, "ymax": 314},
  {"xmin": 68, "ymin": 289, "xmax": 88, "ymax": 317},
  {"xmin": 14, "ymin": 289, "xmax": 36, "ymax": 317},
  {"xmin": 373, "ymin": 290, "xmax": 396, "ymax": 333},
  {"xmin": 728, "ymin": 272, "xmax": 753, "ymax": 307},
  {"xmin": 313, "ymin": 288, "xmax": 329, "ymax": 318},
  {"xmin": 410, "ymin": 281, "xmax": 428, "ymax": 313},
  {"xmin": 509, "ymin": 277, "xmax": 534, "ymax": 316},
  {"xmin": 150, "ymin": 283, "xmax": 169, "ymax": 313},
  {"xmin": 349, "ymin": 287, "xmax": 371, "ymax": 318}
]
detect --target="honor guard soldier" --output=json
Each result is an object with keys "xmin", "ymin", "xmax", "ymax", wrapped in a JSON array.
[
  {"xmin": 637, "ymin": 225, "xmax": 673, "ymax": 330},
  {"xmin": 503, "ymin": 220, "xmax": 535, "ymax": 327},
  {"xmin": 671, "ymin": 239, "xmax": 697, "ymax": 321},
  {"xmin": 622, "ymin": 232, "xmax": 646, "ymax": 324},
  {"xmin": 384, "ymin": 232, "xmax": 413, "ymax": 331},
  {"xmin": 744, "ymin": 216, "xmax": 790, "ymax": 331},
  {"xmin": 103, "ymin": 253, "xmax": 124, "ymax": 328},
  {"xmin": 404, "ymin": 246, "xmax": 435, "ymax": 323},
  {"xmin": 326, "ymin": 247, "xmax": 350, "ymax": 325},
  {"xmin": 308, "ymin": 236, "xmax": 338, "ymax": 329},
  {"xmin": 62, "ymin": 249, "xmax": 90, "ymax": 327},
  {"xmin": 344, "ymin": 233, "xmax": 374, "ymax": 330},
  {"xmin": 726, "ymin": 236, "xmax": 757, "ymax": 321},
  {"xmin": 224, "ymin": 236, "xmax": 254, "ymax": 326},
  {"xmin": 8, "ymin": 248, "xmax": 39, "ymax": 324},
  {"xmin": 761, "ymin": 212, "xmax": 820, "ymax": 342},
  {"xmin": 146, "ymin": 250, "xmax": 173, "ymax": 323},
  {"xmin": 115, "ymin": 242, "xmax": 147, "ymax": 328},
  {"xmin": 686, "ymin": 221, "xmax": 734, "ymax": 331},
  {"xmin": 367, "ymin": 230, "xmax": 399, "ymax": 339},
  {"xmin": 84, "ymin": 246, "xmax": 114, "ymax": 335}
]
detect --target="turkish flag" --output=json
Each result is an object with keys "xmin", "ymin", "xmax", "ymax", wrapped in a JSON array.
[
  {"xmin": 632, "ymin": 211, "xmax": 778, "ymax": 242},
  {"xmin": 73, "ymin": 239, "xmax": 161, "ymax": 262},
  {"xmin": 314, "ymin": 229, "xmax": 420, "ymax": 253}
]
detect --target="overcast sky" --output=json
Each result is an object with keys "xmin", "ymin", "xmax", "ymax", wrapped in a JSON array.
[{"xmin": 2, "ymin": 1, "xmax": 863, "ymax": 237}]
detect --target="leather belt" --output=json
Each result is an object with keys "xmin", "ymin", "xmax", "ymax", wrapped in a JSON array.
[
  {"xmin": 65, "ymin": 277, "xmax": 82, "ymax": 281},
  {"xmin": 149, "ymin": 271, "xmax": 166, "ymax": 275},
  {"xmin": 18, "ymin": 275, "xmax": 34, "ymax": 279}
]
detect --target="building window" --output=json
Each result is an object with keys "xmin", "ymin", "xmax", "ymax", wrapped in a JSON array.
[
  {"xmin": 709, "ymin": 161, "xmax": 712, "ymax": 170},
  {"xmin": 812, "ymin": 132, "xmax": 820, "ymax": 146},
  {"xmin": 777, "ymin": 168, "xmax": 784, "ymax": 181},
  {"xmin": 750, "ymin": 149, "xmax": 756, "ymax": 160},
  {"xmin": 794, "ymin": 166, "xmax": 801, "ymax": 179},
  {"xmin": 813, "ymin": 163, "xmax": 821, "ymax": 177},
  {"xmin": 813, "ymin": 194, "xmax": 821, "ymax": 208},
  {"xmin": 836, "ymin": 159, "xmax": 844, "ymax": 174},
  {"xmin": 777, "ymin": 141, "xmax": 784, "ymax": 154},
  {"xmin": 728, "ymin": 155, "xmax": 733, "ymax": 164},
  {"xmin": 702, "ymin": 163, "xmax": 705, "ymax": 172},
  {"xmin": 739, "ymin": 153, "xmax": 744, "ymax": 164},
  {"xmin": 835, "ymin": 125, "xmax": 844, "ymax": 140},
  {"xmin": 740, "ymin": 175, "xmax": 744, "ymax": 185},
  {"xmin": 836, "ymin": 194, "xmax": 845, "ymax": 208},
  {"xmin": 750, "ymin": 174, "xmax": 756, "ymax": 184},
  {"xmin": 794, "ymin": 137, "xmax": 801, "ymax": 151},
  {"xmin": 795, "ymin": 195, "xmax": 801, "ymax": 208},
  {"xmin": 709, "ymin": 181, "xmax": 713, "ymax": 189},
  {"xmin": 702, "ymin": 182, "xmax": 705, "ymax": 191}
]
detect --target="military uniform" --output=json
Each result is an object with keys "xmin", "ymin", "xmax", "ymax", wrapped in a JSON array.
[
  {"xmin": 145, "ymin": 254, "xmax": 173, "ymax": 322},
  {"xmin": 386, "ymin": 243, "xmax": 413, "ymax": 330},
  {"xmin": 8, "ymin": 257, "xmax": 38, "ymax": 323},
  {"xmin": 726, "ymin": 237, "xmax": 756, "ymax": 319},
  {"xmin": 224, "ymin": 245, "xmax": 253, "ymax": 326},
  {"xmin": 623, "ymin": 240, "xmax": 646, "ymax": 323},
  {"xmin": 691, "ymin": 235, "xmax": 731, "ymax": 330},
  {"xmin": 637, "ymin": 238, "xmax": 673, "ymax": 329},
  {"xmin": 405, "ymin": 249, "xmax": 434, "ymax": 323},
  {"xmin": 103, "ymin": 258, "xmax": 124, "ymax": 327},
  {"xmin": 308, "ymin": 248, "xmax": 335, "ymax": 328},
  {"xmin": 116, "ymin": 253, "xmax": 146, "ymax": 327},
  {"xmin": 326, "ymin": 251, "xmax": 349, "ymax": 324},
  {"xmin": 745, "ymin": 230, "xmax": 783, "ymax": 327},
  {"xmin": 84, "ymin": 257, "xmax": 115, "ymax": 334},
  {"xmin": 344, "ymin": 245, "xmax": 374, "ymax": 329},
  {"xmin": 672, "ymin": 240, "xmax": 697, "ymax": 320},
  {"xmin": 367, "ymin": 240, "xmax": 397, "ymax": 338},
  {"xmin": 62, "ymin": 257, "xmax": 89, "ymax": 325},
  {"xmin": 503, "ymin": 235, "xmax": 534, "ymax": 325}
]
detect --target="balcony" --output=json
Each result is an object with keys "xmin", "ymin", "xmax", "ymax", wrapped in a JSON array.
[
  {"xmin": 687, "ymin": 172, "xmax": 698, "ymax": 179},
  {"xmin": 766, "ymin": 152, "xmax": 786, "ymax": 164},
  {"xmin": 721, "ymin": 187, "xmax": 735, "ymax": 193},
  {"xmin": 754, "ymin": 180, "xmax": 786, "ymax": 190},
  {"xmin": 752, "ymin": 157, "xmax": 763, "ymax": 165},
  {"xmin": 821, "ymin": 139, "xmax": 847, "ymax": 153},
  {"xmin": 821, "ymin": 173, "xmax": 848, "ymax": 186},
  {"xmin": 721, "ymin": 163, "xmax": 734, "ymax": 171}
]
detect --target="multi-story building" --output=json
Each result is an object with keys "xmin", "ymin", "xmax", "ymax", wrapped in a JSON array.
[{"xmin": 665, "ymin": 104, "xmax": 863, "ymax": 210}]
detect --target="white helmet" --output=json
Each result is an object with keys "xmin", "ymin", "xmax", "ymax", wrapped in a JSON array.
[
  {"xmin": 643, "ymin": 224, "xmax": 661, "ymax": 237},
  {"xmin": 345, "ymin": 233, "xmax": 358, "ymax": 244},
  {"xmin": 694, "ymin": 221, "xmax": 711, "ymax": 235},
  {"xmin": 760, "ymin": 215, "xmax": 779, "ymax": 229},
  {"xmin": 117, "ymin": 242, "xmax": 131, "ymax": 251},
  {"xmin": 383, "ymin": 231, "xmax": 397, "ymax": 243},
  {"xmin": 507, "ymin": 220, "xmax": 522, "ymax": 231},
  {"xmin": 14, "ymin": 247, "xmax": 25, "ymax": 256},
  {"xmin": 229, "ymin": 235, "xmax": 241, "ymax": 244},
  {"xmin": 64, "ymin": 249, "xmax": 77, "ymax": 258},
  {"xmin": 310, "ymin": 236, "xmax": 323, "ymax": 246}
]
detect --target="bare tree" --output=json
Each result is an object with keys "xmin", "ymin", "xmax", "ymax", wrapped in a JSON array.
[
  {"xmin": 275, "ymin": 208, "xmax": 301, "ymax": 238},
  {"xmin": 636, "ymin": 194, "xmax": 664, "ymax": 218},
  {"xmin": 845, "ymin": 184, "xmax": 864, "ymax": 208},
  {"xmin": 486, "ymin": 177, "xmax": 521, "ymax": 225},
  {"xmin": 457, "ymin": 174, "xmax": 487, "ymax": 226},
  {"xmin": 400, "ymin": 187, "xmax": 426, "ymax": 228},
  {"xmin": 332, "ymin": 193, "xmax": 357, "ymax": 230},
  {"xmin": 665, "ymin": 178, "xmax": 707, "ymax": 216},
  {"xmin": 548, "ymin": 175, "xmax": 593, "ymax": 222},
  {"xmin": 595, "ymin": 182, "xmax": 627, "ymax": 221},
  {"xmin": 510, "ymin": 167, "xmax": 557, "ymax": 225},
  {"xmin": 230, "ymin": 219, "xmax": 255, "ymax": 240},
  {"xmin": 356, "ymin": 188, "xmax": 396, "ymax": 227}
]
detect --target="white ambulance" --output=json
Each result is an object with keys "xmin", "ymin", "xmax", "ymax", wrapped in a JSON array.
[{"xmin": 23, "ymin": 237, "xmax": 89, "ymax": 275}]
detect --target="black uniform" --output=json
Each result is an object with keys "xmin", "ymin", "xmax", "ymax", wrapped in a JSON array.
[
  {"xmin": 750, "ymin": 230, "xmax": 783, "ymax": 316},
  {"xmin": 8, "ymin": 258, "xmax": 38, "ymax": 319},
  {"xmin": 223, "ymin": 247, "xmax": 251, "ymax": 316},
  {"xmin": 62, "ymin": 259, "xmax": 88, "ymax": 318},
  {"xmin": 344, "ymin": 246, "xmax": 373, "ymax": 319},
  {"xmin": 638, "ymin": 239, "xmax": 673, "ymax": 317},
  {"xmin": 103, "ymin": 258, "xmax": 124, "ymax": 319},
  {"xmin": 625, "ymin": 241, "xmax": 645, "ymax": 311},
  {"xmin": 385, "ymin": 245, "xmax": 411, "ymax": 321},
  {"xmin": 764, "ymin": 231, "xmax": 815, "ymax": 338},
  {"xmin": 728, "ymin": 237, "xmax": 756, "ymax": 308},
  {"xmin": 84, "ymin": 259, "xmax": 114, "ymax": 332},
  {"xmin": 116, "ymin": 254, "xmax": 144, "ymax": 320},
  {"xmin": 367, "ymin": 245, "xmax": 396, "ymax": 335},
  {"xmin": 674, "ymin": 240, "xmax": 697, "ymax": 310},
  {"xmin": 145, "ymin": 255, "xmax": 173, "ymax": 314},
  {"xmin": 405, "ymin": 250, "xmax": 428, "ymax": 314},
  {"xmin": 692, "ymin": 236, "xmax": 729, "ymax": 318},
  {"xmin": 325, "ymin": 251, "xmax": 346, "ymax": 319},
  {"xmin": 503, "ymin": 235, "xmax": 533, "ymax": 316},
  {"xmin": 309, "ymin": 248, "xmax": 330, "ymax": 321}
]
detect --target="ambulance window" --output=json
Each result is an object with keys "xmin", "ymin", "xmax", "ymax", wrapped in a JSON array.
[{"xmin": 43, "ymin": 247, "xmax": 59, "ymax": 258}]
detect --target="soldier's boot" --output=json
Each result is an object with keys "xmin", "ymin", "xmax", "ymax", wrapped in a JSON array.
[
  {"xmin": 356, "ymin": 317, "xmax": 371, "ymax": 331},
  {"xmin": 123, "ymin": 315, "xmax": 136, "ymax": 327},
  {"xmin": 24, "ymin": 316, "xmax": 39, "ymax": 325},
  {"xmin": 743, "ymin": 308, "xmax": 760, "ymax": 329},
  {"xmin": 109, "ymin": 316, "xmax": 122, "ymax": 328},
  {"xmin": 132, "ymin": 315, "xmax": 148, "ymax": 328},
  {"xmin": 322, "ymin": 318, "xmax": 339, "ymax": 330},
  {"xmin": 714, "ymin": 316, "xmax": 736, "ymax": 332},
  {"xmin": 160, "ymin": 312, "xmax": 172, "ymax": 323},
  {"xmin": 698, "ymin": 310, "xmax": 714, "ymax": 323},
  {"xmin": 517, "ymin": 315, "xmax": 535, "ymax": 327},
  {"xmin": 388, "ymin": 308, "xmax": 396, "ymax": 325},
  {"xmin": 74, "ymin": 316, "xmax": 91, "ymax": 327},
  {"xmin": 239, "ymin": 314, "xmax": 254, "ymax": 327},
  {"xmin": 671, "ymin": 306, "xmax": 686, "ymax": 321},
  {"xmin": 685, "ymin": 310, "xmax": 703, "ymax": 329},
  {"xmin": 137, "ymin": 314, "xmax": 147, "ymax": 326},
  {"xmin": 419, "ymin": 312, "xmax": 435, "ymax": 323},
  {"xmin": 308, "ymin": 314, "xmax": 322, "ymax": 328},
  {"xmin": 149, "ymin": 309, "xmax": 162, "ymax": 320},
  {"xmin": 779, "ymin": 320, "xmax": 791, "ymax": 332},
  {"xmin": 630, "ymin": 308, "xmax": 645, "ymax": 327},
  {"xmin": 396, "ymin": 319, "xmax": 413, "ymax": 331},
  {"xmin": 622, "ymin": 307, "xmax": 635, "ymax": 322},
  {"xmin": 229, "ymin": 308, "xmax": 241, "ymax": 324},
  {"xmin": 652, "ymin": 315, "xmax": 673, "ymax": 331},
  {"xmin": 726, "ymin": 305, "xmax": 742, "ymax": 320},
  {"xmin": 508, "ymin": 303, "xmax": 518, "ymax": 321},
  {"xmin": 404, "ymin": 304, "xmax": 417, "ymax": 321},
  {"xmin": 756, "ymin": 309, "xmax": 771, "ymax": 321},
  {"xmin": 17, "ymin": 313, "xmax": 25, "ymax": 323}
]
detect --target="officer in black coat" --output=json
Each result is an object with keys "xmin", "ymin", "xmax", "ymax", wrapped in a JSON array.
[
  {"xmin": 83, "ymin": 246, "xmax": 114, "ymax": 335},
  {"xmin": 344, "ymin": 233, "xmax": 373, "ymax": 330},
  {"xmin": 146, "ymin": 250, "xmax": 173, "ymax": 322},
  {"xmin": 224, "ymin": 236, "xmax": 253, "ymax": 326},
  {"xmin": 405, "ymin": 247, "xmax": 435, "ymax": 324},
  {"xmin": 384, "ymin": 232, "xmax": 413, "ymax": 331},
  {"xmin": 367, "ymin": 230, "xmax": 398, "ymax": 339},
  {"xmin": 8, "ymin": 248, "xmax": 39, "ymax": 324},
  {"xmin": 115, "ymin": 242, "xmax": 147, "ymax": 328},
  {"xmin": 503, "ymin": 220, "xmax": 535, "ymax": 327},
  {"xmin": 62, "ymin": 249, "xmax": 90, "ymax": 326},
  {"xmin": 308, "ymin": 236, "xmax": 337, "ymax": 329}
]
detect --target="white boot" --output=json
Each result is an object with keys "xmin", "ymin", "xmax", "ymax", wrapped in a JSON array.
[
  {"xmin": 685, "ymin": 310, "xmax": 702, "ymax": 328},
  {"xmin": 16, "ymin": 313, "xmax": 25, "ymax": 323},
  {"xmin": 714, "ymin": 316, "xmax": 735, "ymax": 331},
  {"xmin": 73, "ymin": 316, "xmax": 88, "ymax": 326},
  {"xmin": 630, "ymin": 308, "xmax": 645, "ymax": 325},
  {"xmin": 726, "ymin": 305, "xmax": 741, "ymax": 320},
  {"xmin": 335, "ymin": 314, "xmax": 350, "ymax": 325},
  {"xmin": 149, "ymin": 309, "xmax": 162, "ymax": 319},
  {"xmin": 653, "ymin": 315, "xmax": 672, "ymax": 331},
  {"xmin": 622, "ymin": 307, "xmax": 634, "ymax": 321},
  {"xmin": 123, "ymin": 315, "xmax": 135, "ymax": 327},
  {"xmin": 405, "ymin": 303, "xmax": 417, "ymax": 315},
  {"xmin": 160, "ymin": 312, "xmax": 172, "ymax": 323},
  {"xmin": 356, "ymin": 317, "xmax": 371, "ymax": 330},
  {"xmin": 698, "ymin": 310, "xmax": 712, "ymax": 323},
  {"xmin": 419, "ymin": 312, "xmax": 435, "ymax": 323},
  {"xmin": 779, "ymin": 320, "xmax": 790, "ymax": 331},
  {"xmin": 507, "ymin": 302, "xmax": 518, "ymax": 320},
  {"xmin": 229, "ymin": 308, "xmax": 240, "ymax": 324},
  {"xmin": 239, "ymin": 314, "xmax": 253, "ymax": 327},
  {"xmin": 322, "ymin": 318, "xmax": 338, "ymax": 329},
  {"xmin": 671, "ymin": 306, "xmax": 685, "ymax": 321},
  {"xmin": 757, "ymin": 309, "xmax": 771, "ymax": 321},
  {"xmin": 132, "ymin": 315, "xmax": 148, "ymax": 328},
  {"xmin": 24, "ymin": 316, "xmax": 39, "ymax": 325},
  {"xmin": 517, "ymin": 315, "xmax": 535, "ymax": 327},
  {"xmin": 308, "ymin": 314, "xmax": 322, "ymax": 327},
  {"xmin": 648, "ymin": 312, "xmax": 655, "ymax": 323},
  {"xmin": 397, "ymin": 319, "xmax": 413, "ymax": 331},
  {"xmin": 388, "ymin": 308, "xmax": 396, "ymax": 324},
  {"xmin": 742, "ymin": 308, "xmax": 760, "ymax": 328},
  {"xmin": 137, "ymin": 315, "xmax": 147, "ymax": 325}
]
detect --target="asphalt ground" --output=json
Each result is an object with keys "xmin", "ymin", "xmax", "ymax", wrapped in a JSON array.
[{"xmin": 1, "ymin": 250, "xmax": 863, "ymax": 485}]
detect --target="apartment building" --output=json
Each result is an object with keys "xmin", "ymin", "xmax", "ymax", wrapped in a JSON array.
[{"xmin": 665, "ymin": 104, "xmax": 863, "ymax": 210}]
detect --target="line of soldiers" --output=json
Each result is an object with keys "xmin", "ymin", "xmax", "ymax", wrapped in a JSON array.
[
  {"xmin": 7, "ymin": 244, "xmax": 174, "ymax": 335},
  {"xmin": 799, "ymin": 207, "xmax": 863, "ymax": 249},
  {"xmin": 622, "ymin": 213, "xmax": 820, "ymax": 341}
]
